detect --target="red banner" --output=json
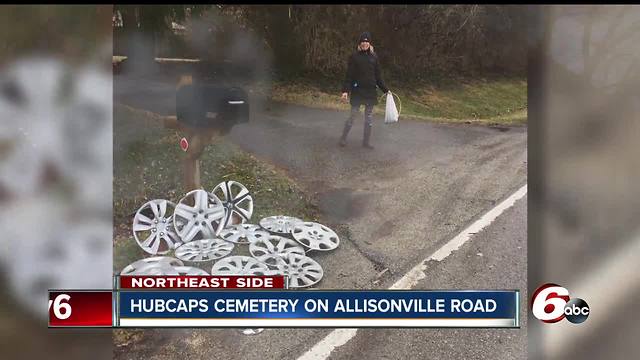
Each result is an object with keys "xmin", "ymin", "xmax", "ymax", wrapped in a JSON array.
[
  {"xmin": 119, "ymin": 275, "xmax": 286, "ymax": 289},
  {"xmin": 49, "ymin": 291, "xmax": 113, "ymax": 327}
]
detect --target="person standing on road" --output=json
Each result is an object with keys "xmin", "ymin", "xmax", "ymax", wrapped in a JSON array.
[{"xmin": 339, "ymin": 31, "xmax": 390, "ymax": 149}]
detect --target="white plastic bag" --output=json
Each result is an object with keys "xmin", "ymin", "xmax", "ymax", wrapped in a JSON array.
[{"xmin": 384, "ymin": 92, "xmax": 399, "ymax": 123}]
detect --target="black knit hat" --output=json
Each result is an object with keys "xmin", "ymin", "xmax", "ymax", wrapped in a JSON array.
[{"xmin": 359, "ymin": 31, "xmax": 371, "ymax": 43}]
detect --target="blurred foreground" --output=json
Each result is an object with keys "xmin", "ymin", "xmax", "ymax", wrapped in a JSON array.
[
  {"xmin": 530, "ymin": 5, "xmax": 640, "ymax": 359},
  {"xmin": 0, "ymin": 5, "xmax": 113, "ymax": 360}
]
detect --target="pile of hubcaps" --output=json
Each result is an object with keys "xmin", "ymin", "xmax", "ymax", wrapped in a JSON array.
[{"xmin": 122, "ymin": 180, "xmax": 340, "ymax": 290}]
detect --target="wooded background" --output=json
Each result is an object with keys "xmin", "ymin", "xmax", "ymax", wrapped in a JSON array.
[{"xmin": 114, "ymin": 5, "xmax": 528, "ymax": 81}]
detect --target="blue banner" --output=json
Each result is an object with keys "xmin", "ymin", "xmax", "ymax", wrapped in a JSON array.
[{"xmin": 118, "ymin": 290, "xmax": 519, "ymax": 326}]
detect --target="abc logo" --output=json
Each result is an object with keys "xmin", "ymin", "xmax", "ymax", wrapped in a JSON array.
[{"xmin": 531, "ymin": 283, "xmax": 589, "ymax": 324}]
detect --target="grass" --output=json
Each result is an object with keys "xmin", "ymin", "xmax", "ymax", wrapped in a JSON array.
[
  {"xmin": 113, "ymin": 104, "xmax": 320, "ymax": 272},
  {"xmin": 263, "ymin": 77, "xmax": 527, "ymax": 125}
]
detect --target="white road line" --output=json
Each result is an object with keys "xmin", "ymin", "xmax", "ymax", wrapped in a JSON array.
[{"xmin": 297, "ymin": 184, "xmax": 528, "ymax": 360}]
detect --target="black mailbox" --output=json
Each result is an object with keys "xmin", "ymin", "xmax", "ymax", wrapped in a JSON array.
[{"xmin": 176, "ymin": 84, "xmax": 249, "ymax": 132}]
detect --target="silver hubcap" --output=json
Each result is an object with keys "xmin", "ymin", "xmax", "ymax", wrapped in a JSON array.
[
  {"xmin": 211, "ymin": 256, "xmax": 269, "ymax": 275},
  {"xmin": 219, "ymin": 224, "xmax": 270, "ymax": 244},
  {"xmin": 120, "ymin": 256, "xmax": 184, "ymax": 275},
  {"xmin": 273, "ymin": 253, "xmax": 323, "ymax": 288},
  {"xmin": 249, "ymin": 235, "xmax": 305, "ymax": 266},
  {"xmin": 211, "ymin": 181, "xmax": 253, "ymax": 228},
  {"xmin": 175, "ymin": 238, "xmax": 234, "ymax": 262},
  {"xmin": 291, "ymin": 222, "xmax": 340, "ymax": 251},
  {"xmin": 259, "ymin": 215, "xmax": 303, "ymax": 234},
  {"xmin": 174, "ymin": 189, "xmax": 226, "ymax": 243},
  {"xmin": 132, "ymin": 199, "xmax": 181, "ymax": 255},
  {"xmin": 171, "ymin": 266, "xmax": 209, "ymax": 275}
]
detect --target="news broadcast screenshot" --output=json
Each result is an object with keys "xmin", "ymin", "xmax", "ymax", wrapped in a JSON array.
[{"xmin": 0, "ymin": 4, "xmax": 637, "ymax": 360}]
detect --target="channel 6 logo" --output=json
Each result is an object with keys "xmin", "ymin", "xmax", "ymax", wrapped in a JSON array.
[{"xmin": 531, "ymin": 283, "xmax": 589, "ymax": 324}]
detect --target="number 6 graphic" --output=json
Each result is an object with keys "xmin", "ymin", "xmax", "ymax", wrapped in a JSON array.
[
  {"xmin": 531, "ymin": 283, "xmax": 570, "ymax": 323},
  {"xmin": 48, "ymin": 294, "xmax": 72, "ymax": 320}
]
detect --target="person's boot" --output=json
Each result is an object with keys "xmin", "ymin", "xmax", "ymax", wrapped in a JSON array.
[
  {"xmin": 363, "ymin": 125, "xmax": 374, "ymax": 149},
  {"xmin": 339, "ymin": 123, "xmax": 351, "ymax": 147}
]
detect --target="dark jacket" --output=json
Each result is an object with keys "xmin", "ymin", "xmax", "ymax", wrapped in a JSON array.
[{"xmin": 342, "ymin": 49, "xmax": 389, "ymax": 106}]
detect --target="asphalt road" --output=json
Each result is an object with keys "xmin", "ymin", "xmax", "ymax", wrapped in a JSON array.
[
  {"xmin": 327, "ymin": 196, "xmax": 527, "ymax": 360},
  {"xmin": 114, "ymin": 76, "xmax": 527, "ymax": 359}
]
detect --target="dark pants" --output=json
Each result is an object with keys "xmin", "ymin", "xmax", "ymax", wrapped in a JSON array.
[{"xmin": 341, "ymin": 104, "xmax": 374, "ymax": 144}]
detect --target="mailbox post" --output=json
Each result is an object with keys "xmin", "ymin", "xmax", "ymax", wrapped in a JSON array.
[{"xmin": 181, "ymin": 127, "xmax": 218, "ymax": 192}]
